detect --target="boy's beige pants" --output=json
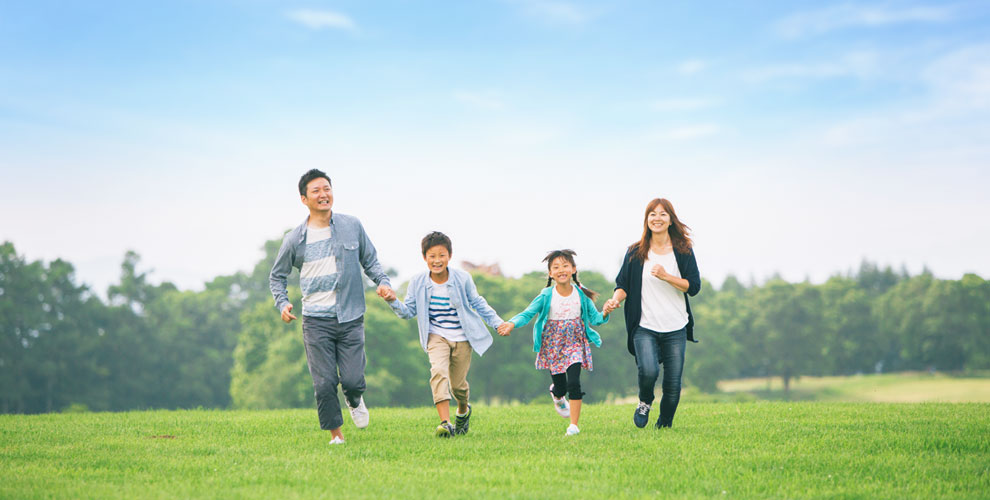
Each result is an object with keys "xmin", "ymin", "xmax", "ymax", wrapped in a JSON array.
[{"xmin": 427, "ymin": 334, "xmax": 472, "ymax": 405}]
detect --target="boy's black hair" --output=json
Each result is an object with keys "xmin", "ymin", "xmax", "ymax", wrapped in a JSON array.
[
  {"xmin": 298, "ymin": 169, "xmax": 332, "ymax": 196},
  {"xmin": 421, "ymin": 231, "xmax": 452, "ymax": 256}
]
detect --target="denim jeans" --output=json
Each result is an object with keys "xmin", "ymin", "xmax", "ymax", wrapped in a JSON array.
[{"xmin": 634, "ymin": 326, "xmax": 686, "ymax": 427}]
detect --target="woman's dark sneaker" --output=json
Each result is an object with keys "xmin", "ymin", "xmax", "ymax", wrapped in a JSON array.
[
  {"xmin": 454, "ymin": 404, "xmax": 472, "ymax": 435},
  {"xmin": 634, "ymin": 402, "xmax": 651, "ymax": 428}
]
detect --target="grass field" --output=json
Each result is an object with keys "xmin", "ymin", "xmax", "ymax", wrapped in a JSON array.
[
  {"xmin": 2, "ymin": 402, "xmax": 988, "ymax": 499},
  {"xmin": 715, "ymin": 372, "xmax": 990, "ymax": 403}
]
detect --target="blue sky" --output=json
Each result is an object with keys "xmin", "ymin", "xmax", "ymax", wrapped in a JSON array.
[{"xmin": 2, "ymin": 0, "xmax": 989, "ymax": 294}]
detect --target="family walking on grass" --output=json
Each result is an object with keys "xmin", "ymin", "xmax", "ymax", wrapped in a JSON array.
[{"xmin": 269, "ymin": 169, "xmax": 701, "ymax": 445}]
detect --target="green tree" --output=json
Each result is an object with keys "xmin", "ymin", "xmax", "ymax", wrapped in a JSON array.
[
  {"xmin": 230, "ymin": 299, "xmax": 312, "ymax": 409},
  {"xmin": 687, "ymin": 277, "xmax": 746, "ymax": 392},
  {"xmin": 751, "ymin": 280, "xmax": 823, "ymax": 394},
  {"xmin": 819, "ymin": 276, "xmax": 880, "ymax": 375}
]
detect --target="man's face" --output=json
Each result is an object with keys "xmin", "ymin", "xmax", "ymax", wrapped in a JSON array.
[{"xmin": 301, "ymin": 178, "xmax": 333, "ymax": 213}]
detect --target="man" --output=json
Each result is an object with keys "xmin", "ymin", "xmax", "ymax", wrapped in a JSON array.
[{"xmin": 270, "ymin": 169, "xmax": 395, "ymax": 445}]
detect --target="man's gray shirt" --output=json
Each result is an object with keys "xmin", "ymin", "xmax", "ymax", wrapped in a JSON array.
[{"xmin": 270, "ymin": 212, "xmax": 391, "ymax": 323}]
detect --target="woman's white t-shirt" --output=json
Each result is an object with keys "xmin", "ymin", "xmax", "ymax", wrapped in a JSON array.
[{"xmin": 640, "ymin": 250, "xmax": 688, "ymax": 333}]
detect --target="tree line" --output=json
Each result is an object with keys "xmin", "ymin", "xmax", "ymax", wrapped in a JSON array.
[{"xmin": 2, "ymin": 239, "xmax": 988, "ymax": 414}]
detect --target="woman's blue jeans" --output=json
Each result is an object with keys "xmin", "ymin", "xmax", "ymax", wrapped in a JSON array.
[{"xmin": 634, "ymin": 326, "xmax": 686, "ymax": 427}]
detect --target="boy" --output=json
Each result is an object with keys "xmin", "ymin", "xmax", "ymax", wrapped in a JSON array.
[{"xmin": 386, "ymin": 232, "xmax": 505, "ymax": 437}]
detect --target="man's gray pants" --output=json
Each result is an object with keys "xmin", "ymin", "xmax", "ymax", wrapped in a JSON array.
[{"xmin": 301, "ymin": 315, "xmax": 366, "ymax": 430}]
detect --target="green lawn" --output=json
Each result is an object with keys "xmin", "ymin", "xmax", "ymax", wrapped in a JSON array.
[
  {"xmin": 716, "ymin": 372, "xmax": 990, "ymax": 402},
  {"xmin": 2, "ymin": 403, "xmax": 988, "ymax": 499}
]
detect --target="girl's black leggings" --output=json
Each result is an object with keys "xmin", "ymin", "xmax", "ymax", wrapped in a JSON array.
[{"xmin": 550, "ymin": 363, "xmax": 584, "ymax": 400}]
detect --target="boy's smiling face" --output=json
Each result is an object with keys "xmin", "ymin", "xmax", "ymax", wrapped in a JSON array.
[{"xmin": 423, "ymin": 245, "xmax": 451, "ymax": 278}]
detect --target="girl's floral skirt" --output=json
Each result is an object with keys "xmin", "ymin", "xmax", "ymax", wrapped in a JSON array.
[{"xmin": 536, "ymin": 318, "xmax": 592, "ymax": 374}]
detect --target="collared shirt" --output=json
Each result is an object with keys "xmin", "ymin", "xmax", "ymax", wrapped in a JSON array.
[
  {"xmin": 390, "ymin": 268, "xmax": 504, "ymax": 355},
  {"xmin": 270, "ymin": 212, "xmax": 391, "ymax": 323},
  {"xmin": 427, "ymin": 281, "xmax": 467, "ymax": 342}
]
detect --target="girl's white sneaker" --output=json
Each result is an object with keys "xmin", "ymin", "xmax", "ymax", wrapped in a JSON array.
[
  {"xmin": 549, "ymin": 384, "xmax": 570, "ymax": 418},
  {"xmin": 565, "ymin": 424, "xmax": 580, "ymax": 436},
  {"xmin": 329, "ymin": 436, "xmax": 345, "ymax": 445}
]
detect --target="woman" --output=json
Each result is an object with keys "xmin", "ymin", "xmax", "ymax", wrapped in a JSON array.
[{"xmin": 604, "ymin": 198, "xmax": 700, "ymax": 428}]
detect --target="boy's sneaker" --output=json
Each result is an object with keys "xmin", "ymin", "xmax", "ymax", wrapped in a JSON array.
[
  {"xmin": 435, "ymin": 421, "xmax": 455, "ymax": 438},
  {"xmin": 565, "ymin": 424, "xmax": 580, "ymax": 436},
  {"xmin": 329, "ymin": 436, "xmax": 345, "ymax": 445},
  {"xmin": 549, "ymin": 384, "xmax": 570, "ymax": 418},
  {"xmin": 454, "ymin": 404, "xmax": 472, "ymax": 435},
  {"xmin": 633, "ymin": 402, "xmax": 651, "ymax": 428},
  {"xmin": 346, "ymin": 397, "xmax": 369, "ymax": 429}
]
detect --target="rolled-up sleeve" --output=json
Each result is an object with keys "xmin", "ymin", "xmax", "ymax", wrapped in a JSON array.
[
  {"xmin": 682, "ymin": 249, "xmax": 701, "ymax": 297},
  {"xmin": 269, "ymin": 233, "xmax": 295, "ymax": 312},
  {"xmin": 357, "ymin": 221, "xmax": 391, "ymax": 288}
]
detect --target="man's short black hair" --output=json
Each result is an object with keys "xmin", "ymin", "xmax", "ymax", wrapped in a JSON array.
[
  {"xmin": 298, "ymin": 169, "xmax": 332, "ymax": 196},
  {"xmin": 421, "ymin": 231, "xmax": 452, "ymax": 256}
]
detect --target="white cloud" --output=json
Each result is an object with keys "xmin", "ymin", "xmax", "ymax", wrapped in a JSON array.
[
  {"xmin": 744, "ymin": 51, "xmax": 881, "ymax": 82},
  {"xmin": 650, "ymin": 124, "xmax": 721, "ymax": 141},
  {"xmin": 286, "ymin": 9, "xmax": 357, "ymax": 31},
  {"xmin": 777, "ymin": 3, "xmax": 953, "ymax": 38},
  {"xmin": 453, "ymin": 90, "xmax": 506, "ymax": 110},
  {"xmin": 677, "ymin": 59, "xmax": 708, "ymax": 75},
  {"xmin": 650, "ymin": 98, "xmax": 718, "ymax": 112},
  {"xmin": 923, "ymin": 43, "xmax": 990, "ymax": 108},
  {"xmin": 818, "ymin": 44, "xmax": 990, "ymax": 147},
  {"xmin": 510, "ymin": 0, "xmax": 593, "ymax": 25}
]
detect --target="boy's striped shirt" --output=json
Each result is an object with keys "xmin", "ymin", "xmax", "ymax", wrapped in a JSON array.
[{"xmin": 428, "ymin": 283, "xmax": 466, "ymax": 342}]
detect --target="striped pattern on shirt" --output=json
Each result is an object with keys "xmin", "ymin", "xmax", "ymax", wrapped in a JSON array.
[
  {"xmin": 300, "ymin": 226, "xmax": 338, "ymax": 317},
  {"xmin": 428, "ymin": 285, "xmax": 466, "ymax": 342}
]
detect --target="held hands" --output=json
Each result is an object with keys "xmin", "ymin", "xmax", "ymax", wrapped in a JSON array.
[
  {"xmin": 496, "ymin": 322, "xmax": 514, "ymax": 336},
  {"xmin": 602, "ymin": 298, "xmax": 622, "ymax": 316},
  {"xmin": 377, "ymin": 284, "xmax": 396, "ymax": 302},
  {"xmin": 280, "ymin": 304, "xmax": 298, "ymax": 323}
]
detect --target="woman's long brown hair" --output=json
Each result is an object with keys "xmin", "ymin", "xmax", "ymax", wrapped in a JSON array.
[
  {"xmin": 542, "ymin": 249, "xmax": 599, "ymax": 300},
  {"xmin": 628, "ymin": 198, "xmax": 693, "ymax": 262}
]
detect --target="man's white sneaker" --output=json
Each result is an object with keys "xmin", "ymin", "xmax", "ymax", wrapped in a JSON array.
[
  {"xmin": 549, "ymin": 384, "xmax": 570, "ymax": 418},
  {"xmin": 329, "ymin": 436, "xmax": 345, "ymax": 445},
  {"xmin": 346, "ymin": 397, "xmax": 369, "ymax": 429},
  {"xmin": 565, "ymin": 424, "xmax": 580, "ymax": 436}
]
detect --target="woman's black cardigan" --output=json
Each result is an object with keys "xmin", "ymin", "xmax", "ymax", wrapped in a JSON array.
[{"xmin": 614, "ymin": 246, "xmax": 702, "ymax": 355}]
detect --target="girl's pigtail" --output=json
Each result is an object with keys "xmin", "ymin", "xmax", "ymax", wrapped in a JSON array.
[
  {"xmin": 546, "ymin": 276, "xmax": 554, "ymax": 287},
  {"xmin": 572, "ymin": 272, "xmax": 599, "ymax": 301}
]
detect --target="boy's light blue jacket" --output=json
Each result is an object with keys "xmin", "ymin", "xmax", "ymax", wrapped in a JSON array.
[
  {"xmin": 389, "ymin": 268, "xmax": 504, "ymax": 356},
  {"xmin": 508, "ymin": 286, "xmax": 609, "ymax": 353}
]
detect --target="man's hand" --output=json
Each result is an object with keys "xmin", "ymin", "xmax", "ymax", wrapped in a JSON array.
[
  {"xmin": 497, "ymin": 322, "xmax": 514, "ymax": 336},
  {"xmin": 281, "ymin": 304, "xmax": 297, "ymax": 323},
  {"xmin": 377, "ymin": 284, "xmax": 396, "ymax": 302}
]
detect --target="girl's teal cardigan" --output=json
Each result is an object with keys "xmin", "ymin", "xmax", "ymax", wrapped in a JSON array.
[{"xmin": 508, "ymin": 286, "xmax": 609, "ymax": 353}]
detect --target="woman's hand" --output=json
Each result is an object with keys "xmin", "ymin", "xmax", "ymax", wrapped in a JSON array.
[
  {"xmin": 603, "ymin": 298, "xmax": 621, "ymax": 315},
  {"xmin": 651, "ymin": 264, "xmax": 669, "ymax": 280}
]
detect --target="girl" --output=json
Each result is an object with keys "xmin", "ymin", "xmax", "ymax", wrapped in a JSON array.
[
  {"xmin": 603, "ymin": 198, "xmax": 700, "ymax": 429},
  {"xmin": 497, "ymin": 250, "xmax": 609, "ymax": 436}
]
